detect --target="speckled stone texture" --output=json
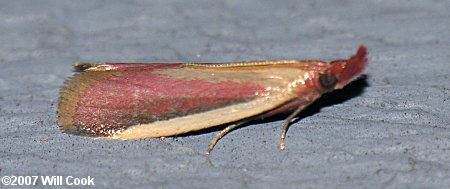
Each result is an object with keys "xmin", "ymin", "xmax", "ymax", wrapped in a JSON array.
[{"xmin": 0, "ymin": 0, "xmax": 449, "ymax": 188}]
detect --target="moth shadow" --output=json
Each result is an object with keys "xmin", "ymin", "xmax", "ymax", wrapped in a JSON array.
[
  {"xmin": 178, "ymin": 76, "xmax": 369, "ymax": 138},
  {"xmin": 266, "ymin": 75, "xmax": 369, "ymax": 124}
]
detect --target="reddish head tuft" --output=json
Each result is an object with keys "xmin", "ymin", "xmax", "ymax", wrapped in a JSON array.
[
  {"xmin": 325, "ymin": 45, "xmax": 368, "ymax": 90},
  {"xmin": 340, "ymin": 45, "xmax": 367, "ymax": 83}
]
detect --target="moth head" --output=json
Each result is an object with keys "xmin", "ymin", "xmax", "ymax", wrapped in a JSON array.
[{"xmin": 317, "ymin": 45, "xmax": 367, "ymax": 92}]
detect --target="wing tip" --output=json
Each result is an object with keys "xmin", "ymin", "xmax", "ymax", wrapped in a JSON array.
[
  {"xmin": 57, "ymin": 73, "xmax": 85, "ymax": 135},
  {"xmin": 57, "ymin": 71, "xmax": 116, "ymax": 136}
]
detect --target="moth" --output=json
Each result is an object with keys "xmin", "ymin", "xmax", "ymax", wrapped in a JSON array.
[{"xmin": 58, "ymin": 46, "xmax": 368, "ymax": 154}]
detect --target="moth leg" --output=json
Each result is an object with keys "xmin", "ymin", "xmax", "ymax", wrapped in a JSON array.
[
  {"xmin": 207, "ymin": 120, "xmax": 248, "ymax": 155},
  {"xmin": 280, "ymin": 106, "xmax": 305, "ymax": 150}
]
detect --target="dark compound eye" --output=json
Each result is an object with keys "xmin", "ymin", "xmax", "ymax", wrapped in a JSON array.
[{"xmin": 319, "ymin": 73, "xmax": 338, "ymax": 91}]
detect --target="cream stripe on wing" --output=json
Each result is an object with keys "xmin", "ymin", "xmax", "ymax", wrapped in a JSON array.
[{"xmin": 107, "ymin": 93, "xmax": 296, "ymax": 140}]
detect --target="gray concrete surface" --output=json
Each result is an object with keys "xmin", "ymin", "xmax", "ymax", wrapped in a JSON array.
[{"xmin": 1, "ymin": 0, "xmax": 449, "ymax": 188}]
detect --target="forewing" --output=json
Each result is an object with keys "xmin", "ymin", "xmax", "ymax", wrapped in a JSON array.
[{"xmin": 58, "ymin": 62, "xmax": 306, "ymax": 137}]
